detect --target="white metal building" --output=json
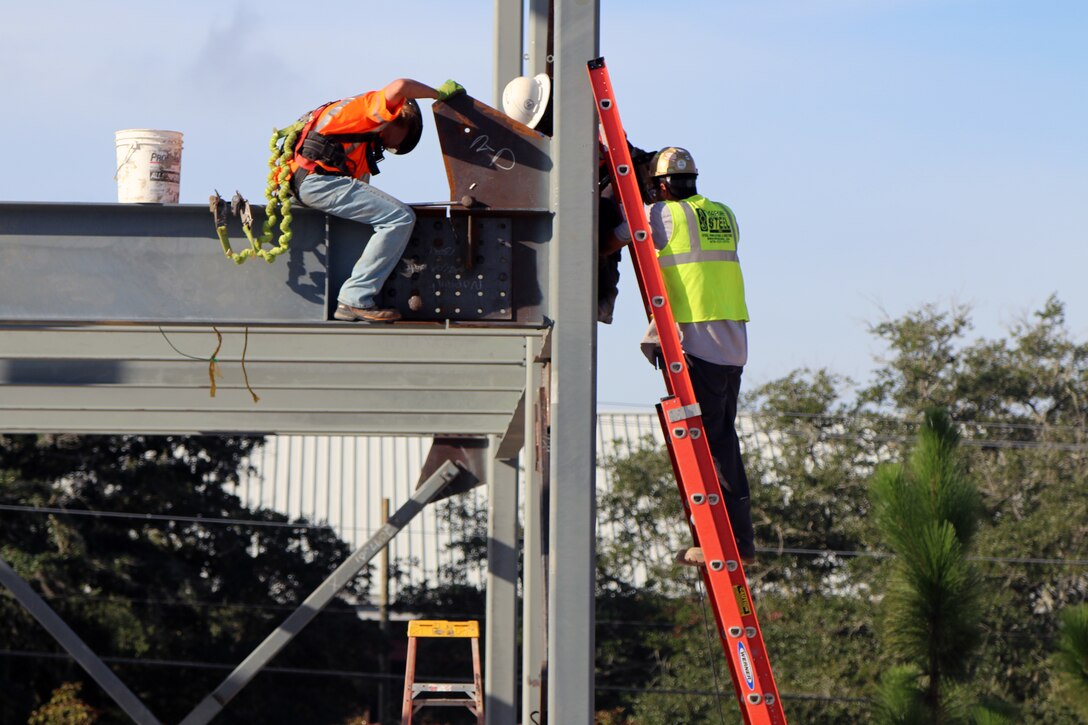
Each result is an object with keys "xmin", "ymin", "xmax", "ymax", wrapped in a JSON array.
[{"xmin": 236, "ymin": 411, "xmax": 773, "ymax": 598}]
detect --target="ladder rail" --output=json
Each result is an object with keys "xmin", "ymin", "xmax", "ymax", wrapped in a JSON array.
[{"xmin": 589, "ymin": 56, "xmax": 787, "ymax": 725}]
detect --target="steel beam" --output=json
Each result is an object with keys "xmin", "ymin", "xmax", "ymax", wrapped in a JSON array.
[
  {"xmin": 0, "ymin": 557, "xmax": 162, "ymax": 725},
  {"xmin": 0, "ymin": 201, "xmax": 536, "ymax": 325},
  {"xmin": 0, "ymin": 202, "xmax": 326, "ymax": 324},
  {"xmin": 0, "ymin": 325, "xmax": 537, "ymax": 436},
  {"xmin": 179, "ymin": 460, "xmax": 462, "ymax": 725},
  {"xmin": 547, "ymin": 0, "xmax": 600, "ymax": 723}
]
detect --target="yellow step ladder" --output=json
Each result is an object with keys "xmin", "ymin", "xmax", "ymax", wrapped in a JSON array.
[{"xmin": 400, "ymin": 620, "xmax": 484, "ymax": 725}]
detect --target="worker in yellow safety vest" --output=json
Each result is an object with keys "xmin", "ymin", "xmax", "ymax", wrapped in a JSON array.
[{"xmin": 608, "ymin": 146, "xmax": 755, "ymax": 565}]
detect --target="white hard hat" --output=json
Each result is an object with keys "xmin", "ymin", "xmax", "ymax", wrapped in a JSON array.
[{"xmin": 502, "ymin": 73, "xmax": 551, "ymax": 129}]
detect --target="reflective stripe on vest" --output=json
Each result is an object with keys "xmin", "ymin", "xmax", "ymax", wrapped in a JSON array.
[
  {"xmin": 315, "ymin": 99, "xmax": 363, "ymax": 158},
  {"xmin": 658, "ymin": 196, "xmax": 749, "ymax": 323}
]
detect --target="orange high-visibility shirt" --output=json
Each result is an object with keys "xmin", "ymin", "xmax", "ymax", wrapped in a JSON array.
[{"xmin": 290, "ymin": 90, "xmax": 405, "ymax": 179}]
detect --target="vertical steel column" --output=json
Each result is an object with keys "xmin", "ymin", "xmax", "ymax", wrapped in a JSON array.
[
  {"xmin": 521, "ymin": 342, "xmax": 546, "ymax": 725},
  {"xmin": 379, "ymin": 497, "xmax": 391, "ymax": 724},
  {"xmin": 0, "ymin": 557, "xmax": 162, "ymax": 725},
  {"xmin": 493, "ymin": 0, "xmax": 524, "ymax": 105},
  {"xmin": 527, "ymin": 0, "xmax": 551, "ymax": 76},
  {"xmin": 485, "ymin": 434, "xmax": 519, "ymax": 725},
  {"xmin": 547, "ymin": 0, "xmax": 600, "ymax": 722}
]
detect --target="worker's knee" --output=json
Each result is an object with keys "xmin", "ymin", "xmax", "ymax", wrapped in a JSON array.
[{"xmin": 394, "ymin": 202, "xmax": 416, "ymax": 228}]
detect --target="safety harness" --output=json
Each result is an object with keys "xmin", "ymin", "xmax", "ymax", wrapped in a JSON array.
[
  {"xmin": 211, "ymin": 102, "xmax": 387, "ymax": 265},
  {"xmin": 293, "ymin": 101, "xmax": 387, "ymax": 177}
]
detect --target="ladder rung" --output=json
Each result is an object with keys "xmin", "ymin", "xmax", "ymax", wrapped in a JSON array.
[
  {"xmin": 412, "ymin": 683, "xmax": 476, "ymax": 694},
  {"xmin": 413, "ymin": 698, "xmax": 480, "ymax": 709}
]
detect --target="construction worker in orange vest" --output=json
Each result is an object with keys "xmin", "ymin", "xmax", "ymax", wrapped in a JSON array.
[{"xmin": 289, "ymin": 78, "xmax": 465, "ymax": 322}]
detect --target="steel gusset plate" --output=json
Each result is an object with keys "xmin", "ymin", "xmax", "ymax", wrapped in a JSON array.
[{"xmin": 432, "ymin": 95, "xmax": 551, "ymax": 211}]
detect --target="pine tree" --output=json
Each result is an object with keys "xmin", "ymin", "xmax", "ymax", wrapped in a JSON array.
[
  {"xmin": 1052, "ymin": 604, "xmax": 1088, "ymax": 719},
  {"xmin": 869, "ymin": 409, "xmax": 1009, "ymax": 723}
]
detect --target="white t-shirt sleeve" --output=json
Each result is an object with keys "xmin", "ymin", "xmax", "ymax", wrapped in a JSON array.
[{"xmin": 647, "ymin": 202, "xmax": 672, "ymax": 251}]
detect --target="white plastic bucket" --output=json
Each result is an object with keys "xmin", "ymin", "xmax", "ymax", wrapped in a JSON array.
[{"xmin": 114, "ymin": 129, "xmax": 183, "ymax": 203}]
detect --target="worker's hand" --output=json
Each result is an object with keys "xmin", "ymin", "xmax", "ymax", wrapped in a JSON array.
[{"xmin": 435, "ymin": 79, "xmax": 466, "ymax": 102}]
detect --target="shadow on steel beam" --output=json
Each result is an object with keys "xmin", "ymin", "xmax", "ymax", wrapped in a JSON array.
[{"xmin": 3, "ymin": 359, "xmax": 124, "ymax": 385}]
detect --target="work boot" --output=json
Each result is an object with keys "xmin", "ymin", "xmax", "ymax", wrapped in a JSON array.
[
  {"xmin": 334, "ymin": 303, "xmax": 401, "ymax": 322},
  {"xmin": 674, "ymin": 547, "xmax": 756, "ymax": 568}
]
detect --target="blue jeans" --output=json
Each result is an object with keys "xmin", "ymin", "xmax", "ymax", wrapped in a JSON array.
[{"xmin": 298, "ymin": 174, "xmax": 416, "ymax": 309}]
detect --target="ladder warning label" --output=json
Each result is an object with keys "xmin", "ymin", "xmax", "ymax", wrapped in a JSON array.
[{"xmin": 734, "ymin": 586, "xmax": 752, "ymax": 616}]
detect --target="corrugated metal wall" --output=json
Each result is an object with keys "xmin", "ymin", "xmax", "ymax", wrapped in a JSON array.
[{"xmin": 237, "ymin": 412, "xmax": 768, "ymax": 598}]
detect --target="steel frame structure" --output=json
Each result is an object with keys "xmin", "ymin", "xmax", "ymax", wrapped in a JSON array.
[{"xmin": 0, "ymin": 0, "xmax": 599, "ymax": 722}]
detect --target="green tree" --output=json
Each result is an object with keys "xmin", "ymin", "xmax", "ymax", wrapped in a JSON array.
[
  {"xmin": 27, "ymin": 682, "xmax": 98, "ymax": 725},
  {"xmin": 859, "ymin": 297, "xmax": 1088, "ymax": 721},
  {"xmin": 1053, "ymin": 604, "xmax": 1088, "ymax": 720},
  {"xmin": 0, "ymin": 434, "xmax": 384, "ymax": 724},
  {"xmin": 595, "ymin": 374, "xmax": 883, "ymax": 723},
  {"xmin": 745, "ymin": 368, "xmax": 883, "ymax": 593},
  {"xmin": 594, "ymin": 297, "xmax": 1087, "ymax": 722},
  {"xmin": 869, "ymin": 409, "xmax": 1009, "ymax": 724}
]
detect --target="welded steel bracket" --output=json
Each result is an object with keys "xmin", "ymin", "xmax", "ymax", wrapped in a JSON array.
[
  {"xmin": 433, "ymin": 94, "xmax": 551, "ymax": 212},
  {"xmin": 418, "ymin": 435, "xmax": 488, "ymax": 500}
]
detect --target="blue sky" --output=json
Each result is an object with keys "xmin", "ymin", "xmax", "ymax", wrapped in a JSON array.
[{"xmin": 2, "ymin": 1, "xmax": 1085, "ymax": 411}]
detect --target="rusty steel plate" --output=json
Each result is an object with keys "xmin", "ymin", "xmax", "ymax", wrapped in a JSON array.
[{"xmin": 432, "ymin": 94, "xmax": 551, "ymax": 211}]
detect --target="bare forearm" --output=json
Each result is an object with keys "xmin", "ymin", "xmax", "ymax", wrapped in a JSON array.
[{"xmin": 383, "ymin": 79, "xmax": 439, "ymax": 104}]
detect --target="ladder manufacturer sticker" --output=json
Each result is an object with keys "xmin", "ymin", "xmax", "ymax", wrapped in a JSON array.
[
  {"xmin": 734, "ymin": 585, "xmax": 752, "ymax": 616},
  {"xmin": 737, "ymin": 641, "xmax": 755, "ymax": 690}
]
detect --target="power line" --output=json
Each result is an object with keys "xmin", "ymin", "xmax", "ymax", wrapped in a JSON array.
[
  {"xmin": 596, "ymin": 679, "xmax": 866, "ymax": 701},
  {"xmin": 749, "ymin": 410, "xmax": 1087, "ymax": 432},
  {"xmin": 3, "ymin": 502, "xmax": 1084, "ymax": 568},
  {"xmin": 0, "ymin": 502, "xmax": 333, "ymax": 531},
  {"xmin": 604, "ymin": 409, "xmax": 1088, "ymax": 450},
  {"xmin": 0, "ymin": 502, "xmax": 458, "ymax": 539},
  {"xmin": 752, "ymin": 546, "xmax": 1088, "ymax": 568},
  {"xmin": 603, "ymin": 408, "xmax": 1088, "ymax": 434},
  {"xmin": 0, "ymin": 649, "xmax": 404, "ymax": 682},
  {"xmin": 0, "ymin": 649, "xmax": 871, "ymax": 705}
]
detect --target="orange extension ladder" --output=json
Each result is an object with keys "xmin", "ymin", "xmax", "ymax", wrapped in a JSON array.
[
  {"xmin": 588, "ymin": 56, "xmax": 788, "ymax": 725},
  {"xmin": 400, "ymin": 619, "xmax": 484, "ymax": 725}
]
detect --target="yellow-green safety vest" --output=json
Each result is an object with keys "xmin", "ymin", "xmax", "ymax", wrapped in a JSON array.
[{"xmin": 657, "ymin": 195, "xmax": 749, "ymax": 323}]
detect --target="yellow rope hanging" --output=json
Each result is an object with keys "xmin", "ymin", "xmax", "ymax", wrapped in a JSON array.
[
  {"xmin": 157, "ymin": 327, "xmax": 260, "ymax": 404},
  {"xmin": 207, "ymin": 328, "xmax": 224, "ymax": 397},
  {"xmin": 240, "ymin": 327, "xmax": 260, "ymax": 404}
]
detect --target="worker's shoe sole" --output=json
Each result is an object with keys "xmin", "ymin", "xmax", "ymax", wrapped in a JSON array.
[
  {"xmin": 334, "ymin": 303, "xmax": 401, "ymax": 322},
  {"xmin": 675, "ymin": 547, "xmax": 705, "ymax": 567},
  {"xmin": 674, "ymin": 546, "xmax": 756, "ymax": 568}
]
